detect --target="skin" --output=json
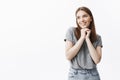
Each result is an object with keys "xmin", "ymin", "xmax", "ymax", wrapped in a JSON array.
[{"xmin": 65, "ymin": 10, "xmax": 102, "ymax": 64}]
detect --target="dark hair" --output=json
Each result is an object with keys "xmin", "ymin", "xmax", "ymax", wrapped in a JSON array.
[{"xmin": 74, "ymin": 6, "xmax": 97, "ymax": 43}]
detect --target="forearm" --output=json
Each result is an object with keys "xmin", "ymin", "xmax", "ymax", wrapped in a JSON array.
[
  {"xmin": 66, "ymin": 37, "xmax": 85, "ymax": 60},
  {"xmin": 86, "ymin": 38, "xmax": 101, "ymax": 64}
]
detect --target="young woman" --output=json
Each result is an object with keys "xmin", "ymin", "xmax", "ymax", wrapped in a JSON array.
[{"xmin": 65, "ymin": 7, "xmax": 103, "ymax": 80}]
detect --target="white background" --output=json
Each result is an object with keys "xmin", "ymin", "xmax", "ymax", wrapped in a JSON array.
[{"xmin": 0, "ymin": 0, "xmax": 120, "ymax": 80}]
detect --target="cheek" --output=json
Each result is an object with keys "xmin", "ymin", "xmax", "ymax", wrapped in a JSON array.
[
  {"xmin": 86, "ymin": 20, "xmax": 91, "ymax": 26},
  {"xmin": 87, "ymin": 18, "xmax": 92, "ymax": 23},
  {"xmin": 76, "ymin": 19, "xmax": 80, "ymax": 24},
  {"xmin": 88, "ymin": 17, "xmax": 92, "ymax": 22},
  {"xmin": 87, "ymin": 21, "xmax": 91, "ymax": 25}
]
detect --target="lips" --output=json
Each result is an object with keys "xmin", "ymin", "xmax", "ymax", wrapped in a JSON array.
[{"xmin": 79, "ymin": 22, "xmax": 86, "ymax": 26}]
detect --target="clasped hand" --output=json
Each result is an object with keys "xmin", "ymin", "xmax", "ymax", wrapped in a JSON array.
[{"xmin": 81, "ymin": 28, "xmax": 91, "ymax": 39}]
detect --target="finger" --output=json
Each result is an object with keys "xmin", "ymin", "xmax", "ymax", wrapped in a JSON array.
[
  {"xmin": 86, "ymin": 30, "xmax": 91, "ymax": 34},
  {"xmin": 86, "ymin": 30, "xmax": 90, "ymax": 33}
]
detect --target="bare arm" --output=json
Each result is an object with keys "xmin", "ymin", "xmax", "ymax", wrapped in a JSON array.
[
  {"xmin": 65, "ymin": 37, "xmax": 85, "ymax": 60},
  {"xmin": 65, "ymin": 28, "xmax": 88, "ymax": 60},
  {"xmin": 85, "ymin": 30, "xmax": 102, "ymax": 64}
]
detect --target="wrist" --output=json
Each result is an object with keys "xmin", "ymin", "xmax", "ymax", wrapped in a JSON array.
[
  {"xmin": 80, "ymin": 36, "xmax": 85, "ymax": 39},
  {"xmin": 85, "ymin": 37, "xmax": 90, "ymax": 41}
]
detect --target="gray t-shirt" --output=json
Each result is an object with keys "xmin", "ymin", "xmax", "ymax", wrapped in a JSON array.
[{"xmin": 65, "ymin": 27, "xmax": 103, "ymax": 69}]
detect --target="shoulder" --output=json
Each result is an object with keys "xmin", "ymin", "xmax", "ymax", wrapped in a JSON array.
[
  {"xmin": 96, "ymin": 34, "xmax": 103, "ymax": 42},
  {"xmin": 96, "ymin": 34, "xmax": 102, "ymax": 39},
  {"xmin": 67, "ymin": 27, "xmax": 76, "ymax": 32},
  {"xmin": 95, "ymin": 34, "xmax": 103, "ymax": 47}
]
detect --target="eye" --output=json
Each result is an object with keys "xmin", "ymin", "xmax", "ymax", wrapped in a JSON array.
[
  {"xmin": 76, "ymin": 16, "xmax": 80, "ymax": 19},
  {"xmin": 83, "ymin": 14, "xmax": 88, "ymax": 18}
]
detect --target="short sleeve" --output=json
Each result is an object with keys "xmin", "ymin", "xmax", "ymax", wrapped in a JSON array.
[
  {"xmin": 64, "ymin": 27, "xmax": 75, "ymax": 44},
  {"xmin": 96, "ymin": 35, "xmax": 103, "ymax": 48}
]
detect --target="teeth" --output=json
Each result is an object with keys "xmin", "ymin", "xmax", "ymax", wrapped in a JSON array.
[
  {"xmin": 81, "ymin": 23, "xmax": 86, "ymax": 24},
  {"xmin": 80, "ymin": 22, "xmax": 86, "ymax": 25}
]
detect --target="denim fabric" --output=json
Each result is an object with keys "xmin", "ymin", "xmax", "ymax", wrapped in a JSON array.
[{"xmin": 68, "ymin": 68, "xmax": 100, "ymax": 80}]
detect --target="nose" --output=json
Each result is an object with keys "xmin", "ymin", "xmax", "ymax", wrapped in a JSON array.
[{"xmin": 80, "ymin": 18, "xmax": 84, "ymax": 22}]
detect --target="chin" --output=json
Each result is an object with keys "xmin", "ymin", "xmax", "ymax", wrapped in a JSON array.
[{"xmin": 81, "ymin": 26, "xmax": 88, "ymax": 29}]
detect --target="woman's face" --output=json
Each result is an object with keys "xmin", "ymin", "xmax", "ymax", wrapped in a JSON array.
[{"xmin": 76, "ymin": 10, "xmax": 92, "ymax": 29}]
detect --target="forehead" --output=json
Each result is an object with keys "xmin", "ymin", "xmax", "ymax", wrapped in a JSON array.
[{"xmin": 76, "ymin": 10, "xmax": 89, "ymax": 16}]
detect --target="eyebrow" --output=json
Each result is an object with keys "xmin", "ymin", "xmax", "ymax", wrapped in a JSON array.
[{"xmin": 76, "ymin": 14, "xmax": 89, "ymax": 17}]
